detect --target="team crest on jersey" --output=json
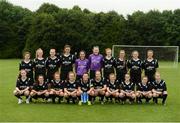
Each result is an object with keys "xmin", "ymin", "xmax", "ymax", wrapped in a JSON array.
[{"xmin": 73, "ymin": 84, "xmax": 76, "ymax": 87}]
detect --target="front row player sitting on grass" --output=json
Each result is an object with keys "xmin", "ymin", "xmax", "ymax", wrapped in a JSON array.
[
  {"xmin": 120, "ymin": 74, "xmax": 136, "ymax": 104},
  {"xmin": 136, "ymin": 76, "xmax": 152, "ymax": 104},
  {"xmin": 152, "ymin": 72, "xmax": 168, "ymax": 105},
  {"xmin": 49, "ymin": 72, "xmax": 64, "ymax": 103},
  {"xmin": 77, "ymin": 73, "xmax": 93, "ymax": 105},
  {"xmin": 64, "ymin": 72, "xmax": 78, "ymax": 104},
  {"xmin": 30, "ymin": 75, "xmax": 49, "ymax": 101},
  {"xmin": 91, "ymin": 71, "xmax": 106, "ymax": 104},
  {"xmin": 105, "ymin": 73, "xmax": 120, "ymax": 103},
  {"xmin": 13, "ymin": 70, "xmax": 32, "ymax": 104}
]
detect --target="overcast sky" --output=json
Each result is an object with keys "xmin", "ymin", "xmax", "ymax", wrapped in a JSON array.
[{"xmin": 7, "ymin": 0, "xmax": 180, "ymax": 15}]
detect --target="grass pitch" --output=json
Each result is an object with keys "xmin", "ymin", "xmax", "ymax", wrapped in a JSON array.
[{"xmin": 0, "ymin": 59, "xmax": 180, "ymax": 122}]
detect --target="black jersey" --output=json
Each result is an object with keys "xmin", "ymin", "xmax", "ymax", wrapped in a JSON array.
[
  {"xmin": 115, "ymin": 58, "xmax": 127, "ymax": 77},
  {"xmin": 19, "ymin": 60, "xmax": 34, "ymax": 79},
  {"xmin": 33, "ymin": 58, "xmax": 46, "ymax": 78},
  {"xmin": 78, "ymin": 80, "xmax": 92, "ymax": 92},
  {"xmin": 121, "ymin": 81, "xmax": 134, "ymax": 92},
  {"xmin": 16, "ymin": 78, "xmax": 32, "ymax": 90},
  {"xmin": 46, "ymin": 57, "xmax": 60, "ymax": 79},
  {"xmin": 143, "ymin": 59, "xmax": 159, "ymax": 74},
  {"xmin": 59, "ymin": 54, "xmax": 76, "ymax": 72},
  {"xmin": 64, "ymin": 81, "xmax": 78, "ymax": 92},
  {"xmin": 51, "ymin": 79, "xmax": 64, "ymax": 90},
  {"xmin": 102, "ymin": 57, "xmax": 115, "ymax": 74},
  {"xmin": 127, "ymin": 59, "xmax": 142, "ymax": 74},
  {"xmin": 151, "ymin": 80, "xmax": 167, "ymax": 92},
  {"xmin": 106, "ymin": 80, "xmax": 120, "ymax": 91},
  {"xmin": 33, "ymin": 83, "xmax": 47, "ymax": 91},
  {"xmin": 91, "ymin": 78, "xmax": 106, "ymax": 89},
  {"xmin": 137, "ymin": 82, "xmax": 151, "ymax": 92}
]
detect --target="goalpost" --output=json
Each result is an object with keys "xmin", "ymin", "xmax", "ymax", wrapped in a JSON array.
[{"xmin": 112, "ymin": 45, "xmax": 179, "ymax": 68}]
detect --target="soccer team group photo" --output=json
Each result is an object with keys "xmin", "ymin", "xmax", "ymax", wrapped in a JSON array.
[
  {"xmin": 0, "ymin": 0, "xmax": 180, "ymax": 122},
  {"xmin": 14, "ymin": 45, "xmax": 168, "ymax": 105}
]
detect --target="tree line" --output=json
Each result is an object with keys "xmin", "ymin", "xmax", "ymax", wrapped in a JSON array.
[{"xmin": 0, "ymin": 0, "xmax": 179, "ymax": 58}]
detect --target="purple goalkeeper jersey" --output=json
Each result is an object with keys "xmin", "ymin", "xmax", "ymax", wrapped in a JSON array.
[
  {"xmin": 75, "ymin": 58, "xmax": 89, "ymax": 76},
  {"xmin": 88, "ymin": 54, "xmax": 103, "ymax": 71}
]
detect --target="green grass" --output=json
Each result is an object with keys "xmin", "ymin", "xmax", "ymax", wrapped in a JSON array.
[{"xmin": 0, "ymin": 59, "xmax": 180, "ymax": 122}]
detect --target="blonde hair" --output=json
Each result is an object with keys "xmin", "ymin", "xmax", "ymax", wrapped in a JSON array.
[
  {"xmin": 35, "ymin": 48, "xmax": 43, "ymax": 58},
  {"xmin": 23, "ymin": 51, "xmax": 31, "ymax": 59}
]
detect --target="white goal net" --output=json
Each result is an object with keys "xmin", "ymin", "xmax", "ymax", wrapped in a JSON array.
[{"xmin": 112, "ymin": 45, "xmax": 179, "ymax": 68}]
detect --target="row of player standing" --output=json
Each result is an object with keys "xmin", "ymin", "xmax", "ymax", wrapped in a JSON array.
[{"xmin": 19, "ymin": 45, "xmax": 159, "ymax": 85}]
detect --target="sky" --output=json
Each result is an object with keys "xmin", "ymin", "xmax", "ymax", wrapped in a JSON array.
[{"xmin": 7, "ymin": 0, "xmax": 180, "ymax": 15}]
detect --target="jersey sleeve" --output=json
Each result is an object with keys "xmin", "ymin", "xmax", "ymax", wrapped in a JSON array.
[
  {"xmin": 19, "ymin": 61, "xmax": 22, "ymax": 70},
  {"xmin": 155, "ymin": 59, "xmax": 159, "ymax": 68},
  {"xmin": 127, "ymin": 60, "xmax": 131, "ymax": 69},
  {"xmin": 75, "ymin": 59, "xmax": 78, "ymax": 72},
  {"xmin": 163, "ymin": 81, "xmax": 167, "ymax": 91},
  {"xmin": 72, "ymin": 54, "xmax": 76, "ymax": 64},
  {"xmin": 45, "ymin": 57, "xmax": 49, "ymax": 68},
  {"xmin": 32, "ymin": 84, "xmax": 38, "ymax": 90},
  {"xmin": 136, "ymin": 83, "xmax": 141, "ymax": 91},
  {"xmin": 88, "ymin": 55, "xmax": 92, "ymax": 67},
  {"xmin": 16, "ymin": 79, "xmax": 20, "ymax": 88},
  {"xmin": 141, "ymin": 60, "xmax": 145, "ymax": 70},
  {"xmin": 131, "ymin": 83, "xmax": 135, "ymax": 90}
]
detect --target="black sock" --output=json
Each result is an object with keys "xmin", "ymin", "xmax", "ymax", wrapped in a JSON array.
[
  {"xmin": 100, "ymin": 95, "xmax": 104, "ymax": 102},
  {"xmin": 15, "ymin": 95, "xmax": 22, "ymax": 99},
  {"xmin": 146, "ymin": 97, "xmax": 150, "ymax": 102},
  {"xmin": 153, "ymin": 97, "xmax": 158, "ymax": 103},
  {"xmin": 51, "ymin": 95, "xmax": 55, "ymax": 103},
  {"xmin": 89, "ymin": 96, "xmax": 92, "ymax": 101},
  {"xmin": 72, "ymin": 97, "xmax": 76, "ymax": 104},
  {"xmin": 162, "ymin": 94, "xmax": 167, "ymax": 104},
  {"xmin": 106, "ymin": 97, "xmax": 109, "ymax": 101}
]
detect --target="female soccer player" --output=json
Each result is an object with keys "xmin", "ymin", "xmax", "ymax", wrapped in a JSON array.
[
  {"xmin": 64, "ymin": 72, "xmax": 78, "ymax": 104},
  {"xmin": 127, "ymin": 50, "xmax": 142, "ymax": 85},
  {"xmin": 114, "ymin": 50, "xmax": 128, "ymax": 82},
  {"xmin": 88, "ymin": 46, "xmax": 103, "ymax": 79},
  {"xmin": 77, "ymin": 73, "xmax": 93, "ymax": 105},
  {"xmin": 59, "ymin": 45, "xmax": 76, "ymax": 80},
  {"xmin": 102, "ymin": 48, "xmax": 115, "ymax": 80},
  {"xmin": 19, "ymin": 51, "xmax": 34, "ymax": 81},
  {"xmin": 75, "ymin": 50, "xmax": 89, "ymax": 80},
  {"xmin": 30, "ymin": 75, "xmax": 49, "ymax": 101},
  {"xmin": 90, "ymin": 70, "xmax": 106, "ymax": 104},
  {"xmin": 50, "ymin": 72, "xmax": 64, "ymax": 103},
  {"xmin": 105, "ymin": 73, "xmax": 120, "ymax": 103},
  {"xmin": 143, "ymin": 50, "xmax": 159, "ymax": 82},
  {"xmin": 46, "ymin": 49, "xmax": 60, "ymax": 81},
  {"xmin": 136, "ymin": 76, "xmax": 152, "ymax": 103},
  {"xmin": 120, "ymin": 74, "xmax": 136, "ymax": 104},
  {"xmin": 33, "ymin": 48, "xmax": 46, "ymax": 80},
  {"xmin": 151, "ymin": 72, "xmax": 168, "ymax": 105},
  {"xmin": 13, "ymin": 70, "xmax": 32, "ymax": 104}
]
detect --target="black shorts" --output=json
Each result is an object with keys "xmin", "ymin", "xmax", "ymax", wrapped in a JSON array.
[
  {"xmin": 116, "ymin": 72, "xmax": 126, "ymax": 82},
  {"xmin": 145, "ymin": 72, "xmax": 155, "ymax": 82},
  {"xmin": 60, "ymin": 71, "xmax": 70, "ymax": 80},
  {"xmin": 130, "ymin": 71, "xmax": 141, "ymax": 85}
]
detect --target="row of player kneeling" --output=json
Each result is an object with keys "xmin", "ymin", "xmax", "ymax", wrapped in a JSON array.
[{"xmin": 13, "ymin": 70, "xmax": 168, "ymax": 105}]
